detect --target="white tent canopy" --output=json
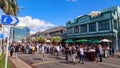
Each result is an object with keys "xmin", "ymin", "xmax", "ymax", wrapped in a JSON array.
[
  {"xmin": 46, "ymin": 40, "xmax": 51, "ymax": 42},
  {"xmin": 100, "ymin": 39, "xmax": 112, "ymax": 42}
]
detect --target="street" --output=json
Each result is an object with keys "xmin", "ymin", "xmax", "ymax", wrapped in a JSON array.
[{"xmin": 18, "ymin": 52, "xmax": 120, "ymax": 68}]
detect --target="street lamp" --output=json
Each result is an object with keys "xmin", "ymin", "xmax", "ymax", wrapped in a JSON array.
[{"xmin": 113, "ymin": 29, "xmax": 118, "ymax": 52}]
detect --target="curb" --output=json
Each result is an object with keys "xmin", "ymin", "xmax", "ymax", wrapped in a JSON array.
[
  {"xmin": 116, "ymin": 55, "xmax": 120, "ymax": 58},
  {"xmin": 8, "ymin": 57, "xmax": 17, "ymax": 68},
  {"xmin": 19, "ymin": 56, "xmax": 36, "ymax": 68}
]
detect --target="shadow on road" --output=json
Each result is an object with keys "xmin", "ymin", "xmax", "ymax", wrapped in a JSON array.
[
  {"xmin": 59, "ymin": 61, "xmax": 73, "ymax": 64},
  {"xmin": 33, "ymin": 58, "xmax": 42, "ymax": 60}
]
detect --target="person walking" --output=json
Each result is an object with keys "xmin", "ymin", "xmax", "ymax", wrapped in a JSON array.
[
  {"xmin": 55, "ymin": 44, "xmax": 60, "ymax": 58},
  {"xmin": 65, "ymin": 44, "xmax": 69, "ymax": 61},
  {"xmin": 95, "ymin": 45, "xmax": 100, "ymax": 63},
  {"xmin": 15, "ymin": 44, "xmax": 20, "ymax": 59},
  {"xmin": 9, "ymin": 43, "xmax": 14, "ymax": 57},
  {"xmin": 98, "ymin": 45, "xmax": 103, "ymax": 62},
  {"xmin": 40, "ymin": 43, "xmax": 45, "ymax": 61},
  {"xmin": 26, "ymin": 43, "xmax": 30, "ymax": 54},
  {"xmin": 79, "ymin": 45, "xmax": 84, "ymax": 64},
  {"xmin": 71, "ymin": 45, "xmax": 76, "ymax": 65},
  {"xmin": 32, "ymin": 45, "xmax": 35, "ymax": 54}
]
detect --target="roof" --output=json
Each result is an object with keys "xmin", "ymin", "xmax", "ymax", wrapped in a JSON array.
[{"xmin": 44, "ymin": 26, "xmax": 65, "ymax": 33}]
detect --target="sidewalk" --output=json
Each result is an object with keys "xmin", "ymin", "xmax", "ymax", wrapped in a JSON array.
[
  {"xmin": 116, "ymin": 52, "xmax": 120, "ymax": 57},
  {"xmin": 9, "ymin": 55, "xmax": 32, "ymax": 68}
]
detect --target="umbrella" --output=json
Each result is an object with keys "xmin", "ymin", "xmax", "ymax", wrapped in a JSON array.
[
  {"xmin": 100, "ymin": 39, "xmax": 112, "ymax": 42},
  {"xmin": 75, "ymin": 39, "xmax": 90, "ymax": 43},
  {"xmin": 64, "ymin": 39, "xmax": 74, "ymax": 43},
  {"xmin": 90, "ymin": 39, "xmax": 100, "ymax": 44},
  {"xmin": 46, "ymin": 40, "xmax": 51, "ymax": 42}
]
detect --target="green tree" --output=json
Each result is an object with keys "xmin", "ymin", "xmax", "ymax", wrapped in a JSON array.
[
  {"xmin": 36, "ymin": 36, "xmax": 44, "ymax": 43},
  {"xmin": 30, "ymin": 37, "xmax": 35, "ymax": 43},
  {"xmin": 0, "ymin": 0, "xmax": 18, "ymax": 16},
  {"xmin": 52, "ymin": 36, "xmax": 62, "ymax": 43}
]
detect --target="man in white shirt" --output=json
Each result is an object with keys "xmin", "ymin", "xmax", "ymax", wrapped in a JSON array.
[
  {"xmin": 56, "ymin": 45, "xmax": 60, "ymax": 58},
  {"xmin": 79, "ymin": 45, "xmax": 84, "ymax": 64}
]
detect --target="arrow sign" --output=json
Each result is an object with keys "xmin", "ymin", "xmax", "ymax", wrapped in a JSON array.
[
  {"xmin": 1, "ymin": 15, "xmax": 12, "ymax": 25},
  {"xmin": 10, "ymin": 16, "xmax": 19, "ymax": 25},
  {"xmin": 1, "ymin": 15, "xmax": 19, "ymax": 25}
]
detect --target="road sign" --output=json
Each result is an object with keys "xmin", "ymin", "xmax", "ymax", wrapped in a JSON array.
[
  {"xmin": 1, "ymin": 15, "xmax": 19, "ymax": 25},
  {"xmin": 0, "ymin": 34, "xmax": 4, "ymax": 39},
  {"xmin": 1, "ymin": 15, "xmax": 19, "ymax": 68},
  {"xmin": 1, "ymin": 15, "xmax": 12, "ymax": 25},
  {"xmin": 10, "ymin": 16, "xmax": 19, "ymax": 25}
]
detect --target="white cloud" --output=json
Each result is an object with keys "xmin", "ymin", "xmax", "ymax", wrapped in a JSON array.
[
  {"xmin": 17, "ymin": 16, "xmax": 55, "ymax": 33},
  {"xmin": 0, "ymin": 9, "xmax": 55, "ymax": 34},
  {"xmin": 67, "ymin": 0, "xmax": 78, "ymax": 2}
]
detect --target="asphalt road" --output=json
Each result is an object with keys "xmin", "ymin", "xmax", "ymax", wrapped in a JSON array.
[{"xmin": 19, "ymin": 52, "xmax": 120, "ymax": 68}]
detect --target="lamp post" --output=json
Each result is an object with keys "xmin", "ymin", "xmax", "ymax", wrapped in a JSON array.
[{"xmin": 113, "ymin": 29, "xmax": 118, "ymax": 53}]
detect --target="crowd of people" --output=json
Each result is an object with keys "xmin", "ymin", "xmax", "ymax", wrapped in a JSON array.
[{"xmin": 8, "ymin": 42, "xmax": 115, "ymax": 65}]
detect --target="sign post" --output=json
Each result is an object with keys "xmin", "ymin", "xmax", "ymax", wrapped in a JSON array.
[
  {"xmin": 4, "ymin": 25, "xmax": 10, "ymax": 68},
  {"xmin": 0, "ymin": 33, "xmax": 4, "ymax": 56},
  {"xmin": 1, "ymin": 15, "xmax": 19, "ymax": 68}
]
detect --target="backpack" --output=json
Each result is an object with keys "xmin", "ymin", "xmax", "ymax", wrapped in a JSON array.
[{"xmin": 9, "ymin": 46, "xmax": 13, "ymax": 51}]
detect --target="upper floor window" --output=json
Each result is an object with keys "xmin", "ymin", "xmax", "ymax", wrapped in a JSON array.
[
  {"xmin": 81, "ymin": 24, "xmax": 87, "ymax": 33},
  {"xmin": 89, "ymin": 23, "xmax": 96, "ymax": 32},
  {"xmin": 74, "ymin": 26, "xmax": 79, "ymax": 34},
  {"xmin": 67, "ymin": 27, "xmax": 73, "ymax": 34},
  {"xmin": 98, "ymin": 20, "xmax": 110, "ymax": 31}
]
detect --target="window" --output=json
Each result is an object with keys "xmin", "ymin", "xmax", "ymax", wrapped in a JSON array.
[
  {"xmin": 67, "ymin": 27, "xmax": 73, "ymax": 34},
  {"xmin": 89, "ymin": 23, "xmax": 96, "ymax": 32},
  {"xmin": 81, "ymin": 24, "xmax": 87, "ymax": 33},
  {"xmin": 74, "ymin": 26, "xmax": 79, "ymax": 34},
  {"xmin": 114, "ymin": 20, "xmax": 117, "ymax": 30},
  {"xmin": 98, "ymin": 20, "xmax": 110, "ymax": 31}
]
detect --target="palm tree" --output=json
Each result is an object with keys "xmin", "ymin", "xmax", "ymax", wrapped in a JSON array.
[
  {"xmin": 52, "ymin": 36, "xmax": 62, "ymax": 43},
  {"xmin": 0, "ymin": 0, "xmax": 18, "ymax": 16},
  {"xmin": 36, "ymin": 36, "xmax": 44, "ymax": 43}
]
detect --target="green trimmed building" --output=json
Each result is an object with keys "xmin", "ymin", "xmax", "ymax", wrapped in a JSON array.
[{"xmin": 66, "ymin": 6, "xmax": 120, "ymax": 51}]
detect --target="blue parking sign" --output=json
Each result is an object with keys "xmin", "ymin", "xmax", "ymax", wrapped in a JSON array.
[{"xmin": 0, "ymin": 34, "xmax": 4, "ymax": 39}]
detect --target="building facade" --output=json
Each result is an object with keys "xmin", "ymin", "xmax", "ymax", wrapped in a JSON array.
[
  {"xmin": 66, "ymin": 6, "xmax": 120, "ymax": 51},
  {"xmin": 36, "ymin": 26, "xmax": 66, "ymax": 39},
  {"xmin": 10, "ymin": 26, "xmax": 30, "ymax": 42}
]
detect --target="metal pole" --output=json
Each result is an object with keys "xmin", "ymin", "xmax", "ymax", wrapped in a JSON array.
[{"xmin": 4, "ymin": 25, "xmax": 10, "ymax": 68}]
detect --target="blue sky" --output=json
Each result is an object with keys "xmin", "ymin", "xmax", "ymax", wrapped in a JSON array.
[{"xmin": 16, "ymin": 0, "xmax": 120, "ymax": 33}]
